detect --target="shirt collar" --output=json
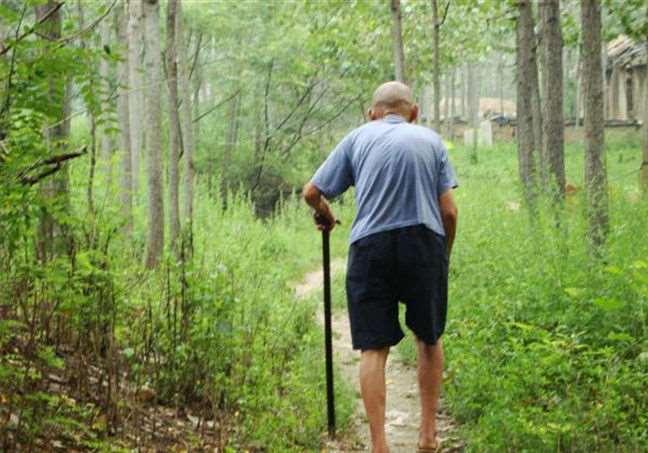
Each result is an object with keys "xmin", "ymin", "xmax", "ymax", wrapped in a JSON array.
[{"xmin": 383, "ymin": 113, "xmax": 406, "ymax": 124}]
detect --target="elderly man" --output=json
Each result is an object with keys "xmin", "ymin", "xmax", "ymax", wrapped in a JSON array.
[{"xmin": 303, "ymin": 81, "xmax": 458, "ymax": 453}]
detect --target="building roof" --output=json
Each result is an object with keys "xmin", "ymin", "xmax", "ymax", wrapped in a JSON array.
[{"xmin": 607, "ymin": 35, "xmax": 647, "ymax": 70}]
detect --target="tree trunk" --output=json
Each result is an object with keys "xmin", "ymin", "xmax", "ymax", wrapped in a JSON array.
[
  {"xmin": 166, "ymin": 0, "xmax": 181, "ymax": 250},
  {"xmin": 602, "ymin": 42, "xmax": 608, "ymax": 120},
  {"xmin": 203, "ymin": 38, "xmax": 215, "ymax": 198},
  {"xmin": 516, "ymin": 0, "xmax": 538, "ymax": 203},
  {"xmin": 193, "ymin": 97, "xmax": 202, "ymax": 197},
  {"xmin": 541, "ymin": 0, "xmax": 565, "ymax": 201},
  {"xmin": 467, "ymin": 64, "xmax": 475, "ymax": 127},
  {"xmin": 143, "ymin": 0, "xmax": 164, "ymax": 268},
  {"xmin": 443, "ymin": 73, "xmax": 450, "ymax": 136},
  {"xmin": 450, "ymin": 68, "xmax": 456, "ymax": 139},
  {"xmin": 461, "ymin": 64, "xmax": 467, "ymax": 120},
  {"xmin": 117, "ymin": 0, "xmax": 132, "ymax": 230},
  {"xmin": 641, "ymin": 20, "xmax": 648, "ymax": 193},
  {"xmin": 422, "ymin": 85, "xmax": 431, "ymax": 126},
  {"xmin": 127, "ymin": 0, "xmax": 145, "ymax": 197},
  {"xmin": 178, "ymin": 0, "xmax": 194, "ymax": 250},
  {"xmin": 581, "ymin": 0, "xmax": 608, "ymax": 250},
  {"xmin": 35, "ymin": 1, "xmax": 69, "ymax": 261},
  {"xmin": 472, "ymin": 64, "xmax": 481, "ymax": 129},
  {"xmin": 575, "ymin": 35, "xmax": 583, "ymax": 139},
  {"xmin": 98, "ymin": 11, "xmax": 114, "ymax": 186},
  {"xmin": 222, "ymin": 90, "xmax": 239, "ymax": 193},
  {"xmin": 192, "ymin": 46, "xmax": 202, "ymax": 189},
  {"xmin": 498, "ymin": 53, "xmax": 504, "ymax": 114},
  {"xmin": 530, "ymin": 10, "xmax": 544, "ymax": 184},
  {"xmin": 467, "ymin": 63, "xmax": 480, "ymax": 158},
  {"xmin": 431, "ymin": 0, "xmax": 440, "ymax": 131},
  {"xmin": 76, "ymin": 0, "xmax": 96, "ymax": 218},
  {"xmin": 390, "ymin": 0, "xmax": 406, "ymax": 82}
]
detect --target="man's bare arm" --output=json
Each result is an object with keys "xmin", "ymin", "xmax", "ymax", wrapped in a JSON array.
[
  {"xmin": 439, "ymin": 189, "xmax": 458, "ymax": 257},
  {"xmin": 303, "ymin": 182, "xmax": 337, "ymax": 230}
]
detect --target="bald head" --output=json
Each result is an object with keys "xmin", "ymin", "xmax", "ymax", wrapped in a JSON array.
[
  {"xmin": 369, "ymin": 81, "xmax": 418, "ymax": 122},
  {"xmin": 371, "ymin": 81, "xmax": 413, "ymax": 107}
]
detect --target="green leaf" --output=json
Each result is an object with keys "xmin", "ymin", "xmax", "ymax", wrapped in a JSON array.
[
  {"xmin": 606, "ymin": 332, "xmax": 635, "ymax": 342},
  {"xmin": 593, "ymin": 297, "xmax": 625, "ymax": 311},
  {"xmin": 604, "ymin": 265, "xmax": 623, "ymax": 275},
  {"xmin": 564, "ymin": 287, "xmax": 585, "ymax": 298}
]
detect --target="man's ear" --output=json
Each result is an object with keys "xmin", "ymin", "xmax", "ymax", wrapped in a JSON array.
[
  {"xmin": 368, "ymin": 108, "xmax": 378, "ymax": 121},
  {"xmin": 409, "ymin": 105, "xmax": 419, "ymax": 123}
]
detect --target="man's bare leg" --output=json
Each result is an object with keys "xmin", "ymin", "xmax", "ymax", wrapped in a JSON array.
[
  {"xmin": 417, "ymin": 337, "xmax": 444, "ymax": 448},
  {"xmin": 359, "ymin": 347, "xmax": 390, "ymax": 453}
]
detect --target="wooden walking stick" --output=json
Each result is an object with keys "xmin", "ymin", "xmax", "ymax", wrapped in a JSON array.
[{"xmin": 322, "ymin": 227, "xmax": 336, "ymax": 439}]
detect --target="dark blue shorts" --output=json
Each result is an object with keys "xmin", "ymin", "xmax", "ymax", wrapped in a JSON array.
[{"xmin": 346, "ymin": 225, "xmax": 448, "ymax": 350}]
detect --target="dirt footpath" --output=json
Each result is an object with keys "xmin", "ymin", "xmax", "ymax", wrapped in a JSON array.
[{"xmin": 296, "ymin": 260, "xmax": 464, "ymax": 453}]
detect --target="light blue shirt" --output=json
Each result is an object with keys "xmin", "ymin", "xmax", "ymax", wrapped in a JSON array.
[{"xmin": 311, "ymin": 114, "xmax": 458, "ymax": 244}]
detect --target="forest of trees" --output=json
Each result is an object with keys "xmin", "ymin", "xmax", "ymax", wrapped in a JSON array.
[{"xmin": 1, "ymin": 0, "xmax": 647, "ymax": 451}]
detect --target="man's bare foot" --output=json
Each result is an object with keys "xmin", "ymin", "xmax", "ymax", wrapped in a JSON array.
[{"xmin": 417, "ymin": 435, "xmax": 440, "ymax": 452}]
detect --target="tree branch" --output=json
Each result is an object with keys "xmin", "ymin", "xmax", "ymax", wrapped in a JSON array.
[
  {"xmin": 57, "ymin": 0, "xmax": 117, "ymax": 46},
  {"xmin": 18, "ymin": 145, "xmax": 87, "ymax": 186},
  {"xmin": 439, "ymin": 1, "xmax": 451, "ymax": 27},
  {"xmin": 303, "ymin": 93, "xmax": 363, "ymax": 138},
  {"xmin": 0, "ymin": 1, "xmax": 64, "ymax": 57},
  {"xmin": 188, "ymin": 32, "xmax": 203, "ymax": 81},
  {"xmin": 0, "ymin": 4, "xmax": 27, "ymax": 121},
  {"xmin": 193, "ymin": 88, "xmax": 240, "ymax": 123}
]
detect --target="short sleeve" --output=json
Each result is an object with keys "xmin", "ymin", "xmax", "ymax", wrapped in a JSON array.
[
  {"xmin": 310, "ymin": 133, "xmax": 354, "ymax": 199},
  {"xmin": 437, "ymin": 143, "xmax": 458, "ymax": 194}
]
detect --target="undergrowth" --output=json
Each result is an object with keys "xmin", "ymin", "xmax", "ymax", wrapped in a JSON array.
[
  {"xmin": 1, "ymin": 171, "xmax": 357, "ymax": 451},
  {"xmin": 392, "ymin": 132, "xmax": 648, "ymax": 452}
]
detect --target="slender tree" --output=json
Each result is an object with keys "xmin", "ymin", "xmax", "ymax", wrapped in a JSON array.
[
  {"xmin": 467, "ymin": 62, "xmax": 480, "ymax": 157},
  {"xmin": 222, "ymin": 89, "xmax": 239, "ymax": 194},
  {"xmin": 443, "ymin": 74, "xmax": 451, "ymax": 135},
  {"xmin": 443, "ymin": 73, "xmax": 450, "ymax": 136},
  {"xmin": 127, "ymin": 0, "xmax": 144, "ymax": 196},
  {"xmin": 529, "ymin": 25, "xmax": 543, "ymax": 182},
  {"xmin": 143, "ymin": 0, "xmax": 164, "ymax": 268},
  {"xmin": 35, "ymin": 0, "xmax": 69, "ymax": 261},
  {"xmin": 166, "ymin": 0, "xmax": 181, "ymax": 249},
  {"xmin": 581, "ymin": 0, "xmax": 608, "ymax": 250},
  {"xmin": 192, "ymin": 38, "xmax": 203, "ymax": 195},
  {"xmin": 516, "ymin": 0, "xmax": 538, "ymax": 203},
  {"xmin": 497, "ymin": 53, "xmax": 504, "ymax": 114},
  {"xmin": 461, "ymin": 64, "xmax": 467, "ymax": 119},
  {"xmin": 449, "ymin": 68, "xmax": 456, "ymax": 139},
  {"xmin": 76, "ymin": 0, "xmax": 98, "ymax": 216},
  {"xmin": 642, "ymin": 9, "xmax": 648, "ymax": 192},
  {"xmin": 643, "ymin": 88, "xmax": 648, "ymax": 191},
  {"xmin": 574, "ymin": 33, "xmax": 583, "ymax": 141},
  {"xmin": 390, "ymin": 0, "xmax": 406, "ymax": 82},
  {"xmin": 431, "ymin": 0, "xmax": 440, "ymax": 131},
  {"xmin": 98, "ymin": 10, "xmax": 113, "ymax": 185},
  {"xmin": 541, "ymin": 0, "xmax": 565, "ymax": 201},
  {"xmin": 117, "ymin": 0, "xmax": 132, "ymax": 229},
  {"xmin": 179, "ymin": 0, "xmax": 194, "ymax": 248}
]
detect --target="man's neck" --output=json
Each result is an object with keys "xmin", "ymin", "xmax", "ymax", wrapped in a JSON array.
[{"xmin": 382, "ymin": 111, "xmax": 408, "ymax": 122}]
